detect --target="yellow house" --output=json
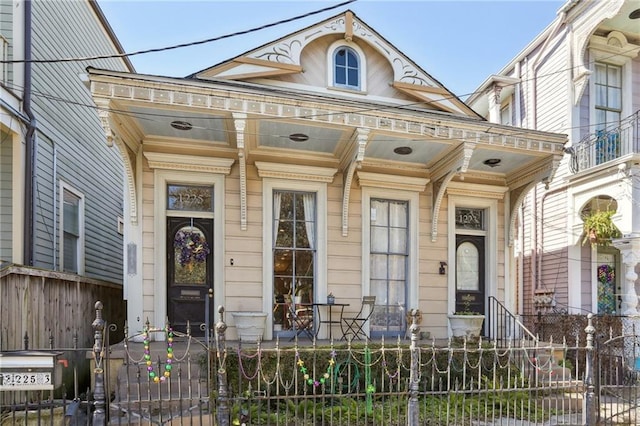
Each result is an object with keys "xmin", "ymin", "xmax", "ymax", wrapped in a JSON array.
[{"xmin": 87, "ymin": 10, "xmax": 566, "ymax": 341}]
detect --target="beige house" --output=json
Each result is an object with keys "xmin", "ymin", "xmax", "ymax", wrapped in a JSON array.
[{"xmin": 88, "ymin": 10, "xmax": 566, "ymax": 341}]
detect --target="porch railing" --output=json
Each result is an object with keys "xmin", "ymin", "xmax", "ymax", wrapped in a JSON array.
[
  {"xmin": 487, "ymin": 295, "xmax": 538, "ymax": 346},
  {"xmin": 570, "ymin": 111, "xmax": 640, "ymax": 173}
]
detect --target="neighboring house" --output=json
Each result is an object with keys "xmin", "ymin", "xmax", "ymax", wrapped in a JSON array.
[
  {"xmin": 467, "ymin": 0, "xmax": 639, "ymax": 323},
  {"xmin": 87, "ymin": 10, "xmax": 566, "ymax": 341},
  {"xmin": 0, "ymin": 0, "xmax": 132, "ymax": 344},
  {"xmin": 0, "ymin": 0, "xmax": 132, "ymax": 277}
]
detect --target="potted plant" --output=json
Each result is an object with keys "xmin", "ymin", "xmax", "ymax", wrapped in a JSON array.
[
  {"xmin": 327, "ymin": 292, "xmax": 335, "ymax": 305},
  {"xmin": 581, "ymin": 210, "xmax": 621, "ymax": 247},
  {"xmin": 448, "ymin": 297, "xmax": 484, "ymax": 340},
  {"xmin": 231, "ymin": 311, "xmax": 267, "ymax": 342}
]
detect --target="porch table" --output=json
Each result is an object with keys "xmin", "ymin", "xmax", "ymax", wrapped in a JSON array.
[{"xmin": 312, "ymin": 302, "xmax": 349, "ymax": 340}]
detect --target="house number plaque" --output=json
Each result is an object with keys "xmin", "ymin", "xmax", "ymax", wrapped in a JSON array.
[
  {"xmin": 455, "ymin": 208, "xmax": 484, "ymax": 230},
  {"xmin": 167, "ymin": 185, "xmax": 213, "ymax": 212}
]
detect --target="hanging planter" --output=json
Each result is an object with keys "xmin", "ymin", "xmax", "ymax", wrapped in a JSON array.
[{"xmin": 581, "ymin": 210, "xmax": 621, "ymax": 247}]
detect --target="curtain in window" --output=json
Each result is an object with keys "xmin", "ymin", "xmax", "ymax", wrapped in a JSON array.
[{"xmin": 302, "ymin": 193, "xmax": 315, "ymax": 250}]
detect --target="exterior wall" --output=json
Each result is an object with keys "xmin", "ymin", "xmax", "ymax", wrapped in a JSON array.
[
  {"xmin": 0, "ymin": 0, "xmax": 13, "ymax": 84},
  {"xmin": 27, "ymin": 0, "xmax": 129, "ymax": 282},
  {"xmin": 0, "ymin": 129, "xmax": 11, "ymax": 259}
]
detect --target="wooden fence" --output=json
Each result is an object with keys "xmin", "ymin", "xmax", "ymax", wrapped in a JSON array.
[{"xmin": 0, "ymin": 265, "xmax": 125, "ymax": 351}]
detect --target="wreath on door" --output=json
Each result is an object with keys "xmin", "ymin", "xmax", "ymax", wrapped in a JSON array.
[{"xmin": 174, "ymin": 229, "xmax": 210, "ymax": 267}]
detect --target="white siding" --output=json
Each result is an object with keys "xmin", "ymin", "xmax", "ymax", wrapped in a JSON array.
[{"xmin": 0, "ymin": 129, "xmax": 11, "ymax": 259}]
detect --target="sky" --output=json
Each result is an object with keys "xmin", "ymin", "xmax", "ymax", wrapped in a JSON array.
[{"xmin": 97, "ymin": 0, "xmax": 565, "ymax": 99}]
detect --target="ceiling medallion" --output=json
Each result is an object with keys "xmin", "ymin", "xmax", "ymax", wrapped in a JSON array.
[
  {"xmin": 289, "ymin": 133, "xmax": 309, "ymax": 142},
  {"xmin": 483, "ymin": 158, "xmax": 501, "ymax": 168},
  {"xmin": 393, "ymin": 146, "xmax": 413, "ymax": 155},
  {"xmin": 170, "ymin": 120, "xmax": 193, "ymax": 131}
]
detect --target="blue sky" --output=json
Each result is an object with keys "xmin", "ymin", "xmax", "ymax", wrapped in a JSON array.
[{"xmin": 97, "ymin": 0, "xmax": 564, "ymax": 98}]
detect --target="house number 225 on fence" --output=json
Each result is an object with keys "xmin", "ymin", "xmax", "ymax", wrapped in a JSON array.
[{"xmin": 0, "ymin": 372, "xmax": 52, "ymax": 389}]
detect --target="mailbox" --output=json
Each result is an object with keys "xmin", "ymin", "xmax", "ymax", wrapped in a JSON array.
[{"xmin": 0, "ymin": 351, "xmax": 64, "ymax": 391}]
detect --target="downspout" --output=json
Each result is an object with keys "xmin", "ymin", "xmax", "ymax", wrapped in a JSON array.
[{"xmin": 23, "ymin": 0, "xmax": 36, "ymax": 266}]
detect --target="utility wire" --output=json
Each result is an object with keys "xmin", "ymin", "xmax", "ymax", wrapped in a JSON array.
[{"xmin": 1, "ymin": 0, "xmax": 356, "ymax": 64}]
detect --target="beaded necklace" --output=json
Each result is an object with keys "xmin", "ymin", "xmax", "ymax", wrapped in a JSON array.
[
  {"xmin": 296, "ymin": 350, "xmax": 336, "ymax": 388},
  {"xmin": 143, "ymin": 325, "xmax": 174, "ymax": 383}
]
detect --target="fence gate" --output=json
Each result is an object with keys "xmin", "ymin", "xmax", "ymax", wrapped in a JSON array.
[
  {"xmin": 596, "ymin": 330, "xmax": 640, "ymax": 425},
  {"xmin": 107, "ymin": 323, "xmax": 212, "ymax": 425}
]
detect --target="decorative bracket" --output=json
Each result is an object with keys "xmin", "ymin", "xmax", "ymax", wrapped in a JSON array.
[
  {"xmin": 233, "ymin": 113, "xmax": 247, "ymax": 231},
  {"xmin": 342, "ymin": 128, "xmax": 369, "ymax": 237},
  {"xmin": 431, "ymin": 142, "xmax": 475, "ymax": 242}
]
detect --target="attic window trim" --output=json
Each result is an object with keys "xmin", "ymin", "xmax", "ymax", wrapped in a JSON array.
[{"xmin": 327, "ymin": 40, "xmax": 367, "ymax": 92}]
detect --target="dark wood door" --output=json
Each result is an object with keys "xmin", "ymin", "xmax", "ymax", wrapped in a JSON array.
[
  {"xmin": 455, "ymin": 235, "xmax": 485, "ymax": 316},
  {"xmin": 167, "ymin": 217, "xmax": 213, "ymax": 335}
]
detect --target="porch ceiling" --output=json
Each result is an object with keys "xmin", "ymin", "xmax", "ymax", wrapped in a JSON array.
[{"xmin": 90, "ymin": 69, "xmax": 566, "ymax": 237}]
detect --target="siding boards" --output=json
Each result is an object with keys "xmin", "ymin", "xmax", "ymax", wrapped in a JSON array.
[
  {"xmin": 0, "ymin": 130, "xmax": 11, "ymax": 259},
  {"xmin": 0, "ymin": 0, "xmax": 13, "ymax": 84},
  {"xmin": 27, "ymin": 0, "xmax": 129, "ymax": 283}
]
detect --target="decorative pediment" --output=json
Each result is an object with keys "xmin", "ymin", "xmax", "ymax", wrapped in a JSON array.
[{"xmin": 192, "ymin": 10, "xmax": 473, "ymax": 116}]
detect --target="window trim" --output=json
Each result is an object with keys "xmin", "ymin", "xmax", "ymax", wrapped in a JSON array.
[
  {"xmin": 327, "ymin": 40, "xmax": 367, "ymax": 92},
  {"xmin": 262, "ymin": 178, "xmax": 328, "ymax": 340},
  {"xmin": 59, "ymin": 181, "xmax": 85, "ymax": 275},
  {"xmin": 361, "ymin": 186, "xmax": 420, "ymax": 322}
]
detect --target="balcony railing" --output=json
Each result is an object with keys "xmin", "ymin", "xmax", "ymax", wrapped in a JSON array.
[{"xmin": 570, "ymin": 110, "xmax": 639, "ymax": 173}]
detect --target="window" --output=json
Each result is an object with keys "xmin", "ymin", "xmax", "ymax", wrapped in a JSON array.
[
  {"xmin": 272, "ymin": 191, "xmax": 316, "ymax": 331},
  {"xmin": 60, "ymin": 185, "xmax": 84, "ymax": 273},
  {"xmin": 333, "ymin": 47, "xmax": 360, "ymax": 90},
  {"xmin": 369, "ymin": 198, "xmax": 408, "ymax": 336},
  {"xmin": 594, "ymin": 62, "xmax": 621, "ymax": 130}
]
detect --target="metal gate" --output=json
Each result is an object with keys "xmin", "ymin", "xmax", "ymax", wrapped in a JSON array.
[
  {"xmin": 106, "ymin": 321, "xmax": 212, "ymax": 425},
  {"xmin": 595, "ymin": 327, "xmax": 640, "ymax": 425}
]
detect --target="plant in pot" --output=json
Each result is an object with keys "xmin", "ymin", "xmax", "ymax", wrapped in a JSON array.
[
  {"xmin": 448, "ymin": 297, "xmax": 484, "ymax": 340},
  {"xmin": 581, "ymin": 210, "xmax": 621, "ymax": 247}
]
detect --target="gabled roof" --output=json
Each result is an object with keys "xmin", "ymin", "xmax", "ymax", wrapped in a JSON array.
[{"xmin": 189, "ymin": 10, "xmax": 479, "ymax": 118}]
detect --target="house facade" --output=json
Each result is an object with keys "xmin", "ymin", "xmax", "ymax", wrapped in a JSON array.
[
  {"xmin": 467, "ymin": 0, "xmax": 640, "ymax": 323},
  {"xmin": 87, "ymin": 10, "xmax": 566, "ymax": 340},
  {"xmin": 0, "ymin": 0, "xmax": 132, "ymax": 280}
]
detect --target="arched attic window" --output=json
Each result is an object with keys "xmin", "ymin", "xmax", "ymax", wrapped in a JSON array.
[{"xmin": 333, "ymin": 46, "xmax": 361, "ymax": 90}]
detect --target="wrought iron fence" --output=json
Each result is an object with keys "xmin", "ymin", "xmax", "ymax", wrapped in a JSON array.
[{"xmin": 2, "ymin": 304, "xmax": 639, "ymax": 425}]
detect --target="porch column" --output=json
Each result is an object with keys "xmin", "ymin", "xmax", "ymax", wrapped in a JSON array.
[
  {"xmin": 613, "ymin": 238, "xmax": 640, "ymax": 367},
  {"xmin": 614, "ymin": 238, "xmax": 640, "ymax": 316}
]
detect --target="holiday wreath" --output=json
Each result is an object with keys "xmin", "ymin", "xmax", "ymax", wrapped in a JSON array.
[{"xmin": 174, "ymin": 229, "xmax": 210, "ymax": 267}]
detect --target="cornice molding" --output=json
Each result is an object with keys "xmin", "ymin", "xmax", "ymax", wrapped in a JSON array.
[
  {"xmin": 446, "ymin": 181, "xmax": 508, "ymax": 200},
  {"xmin": 144, "ymin": 152, "xmax": 235, "ymax": 174},
  {"xmin": 255, "ymin": 162, "xmax": 337, "ymax": 183},
  {"xmin": 356, "ymin": 171, "xmax": 429, "ymax": 192}
]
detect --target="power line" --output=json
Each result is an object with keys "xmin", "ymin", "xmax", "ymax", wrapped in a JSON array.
[{"xmin": 1, "ymin": 0, "xmax": 356, "ymax": 65}]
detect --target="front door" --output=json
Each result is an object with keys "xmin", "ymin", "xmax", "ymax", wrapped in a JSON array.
[
  {"xmin": 455, "ymin": 235, "xmax": 485, "ymax": 316},
  {"xmin": 167, "ymin": 217, "xmax": 214, "ymax": 335}
]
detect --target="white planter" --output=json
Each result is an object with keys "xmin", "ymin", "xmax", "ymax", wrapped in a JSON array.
[
  {"xmin": 232, "ymin": 312, "xmax": 267, "ymax": 342},
  {"xmin": 448, "ymin": 314, "xmax": 485, "ymax": 339}
]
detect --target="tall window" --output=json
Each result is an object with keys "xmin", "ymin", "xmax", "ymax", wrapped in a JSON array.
[
  {"xmin": 333, "ymin": 47, "xmax": 360, "ymax": 90},
  {"xmin": 594, "ymin": 62, "xmax": 621, "ymax": 129},
  {"xmin": 61, "ymin": 187, "xmax": 83, "ymax": 273},
  {"xmin": 273, "ymin": 191, "xmax": 316, "ymax": 307},
  {"xmin": 370, "ymin": 199, "xmax": 407, "ymax": 336}
]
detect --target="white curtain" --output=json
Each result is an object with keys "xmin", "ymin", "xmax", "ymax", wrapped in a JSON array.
[
  {"xmin": 302, "ymin": 193, "xmax": 315, "ymax": 249},
  {"xmin": 273, "ymin": 191, "xmax": 282, "ymax": 244}
]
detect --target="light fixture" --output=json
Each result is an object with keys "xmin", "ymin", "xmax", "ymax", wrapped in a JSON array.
[
  {"xmin": 629, "ymin": 8, "xmax": 640, "ymax": 19},
  {"xmin": 289, "ymin": 133, "xmax": 309, "ymax": 142},
  {"xmin": 170, "ymin": 120, "xmax": 192, "ymax": 131},
  {"xmin": 483, "ymin": 158, "xmax": 501, "ymax": 167},
  {"xmin": 439, "ymin": 262, "xmax": 447, "ymax": 275},
  {"xmin": 394, "ymin": 146, "xmax": 412, "ymax": 155}
]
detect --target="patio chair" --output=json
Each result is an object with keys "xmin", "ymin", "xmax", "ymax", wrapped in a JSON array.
[
  {"xmin": 341, "ymin": 296, "xmax": 376, "ymax": 340},
  {"xmin": 287, "ymin": 303, "xmax": 314, "ymax": 341}
]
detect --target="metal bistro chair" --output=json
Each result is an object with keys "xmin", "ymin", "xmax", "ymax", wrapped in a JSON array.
[
  {"xmin": 287, "ymin": 303, "xmax": 314, "ymax": 341},
  {"xmin": 341, "ymin": 296, "xmax": 376, "ymax": 341}
]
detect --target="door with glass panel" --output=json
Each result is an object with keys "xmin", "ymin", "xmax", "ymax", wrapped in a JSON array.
[
  {"xmin": 370, "ymin": 199, "xmax": 408, "ymax": 338},
  {"xmin": 272, "ymin": 191, "xmax": 316, "ymax": 337},
  {"xmin": 455, "ymin": 235, "xmax": 485, "ymax": 317},
  {"xmin": 165, "ymin": 184, "xmax": 215, "ymax": 336}
]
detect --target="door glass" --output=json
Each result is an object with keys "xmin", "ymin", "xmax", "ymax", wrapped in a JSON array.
[
  {"xmin": 597, "ymin": 254, "xmax": 617, "ymax": 314},
  {"xmin": 456, "ymin": 242, "xmax": 479, "ymax": 291},
  {"xmin": 173, "ymin": 226, "xmax": 210, "ymax": 285}
]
